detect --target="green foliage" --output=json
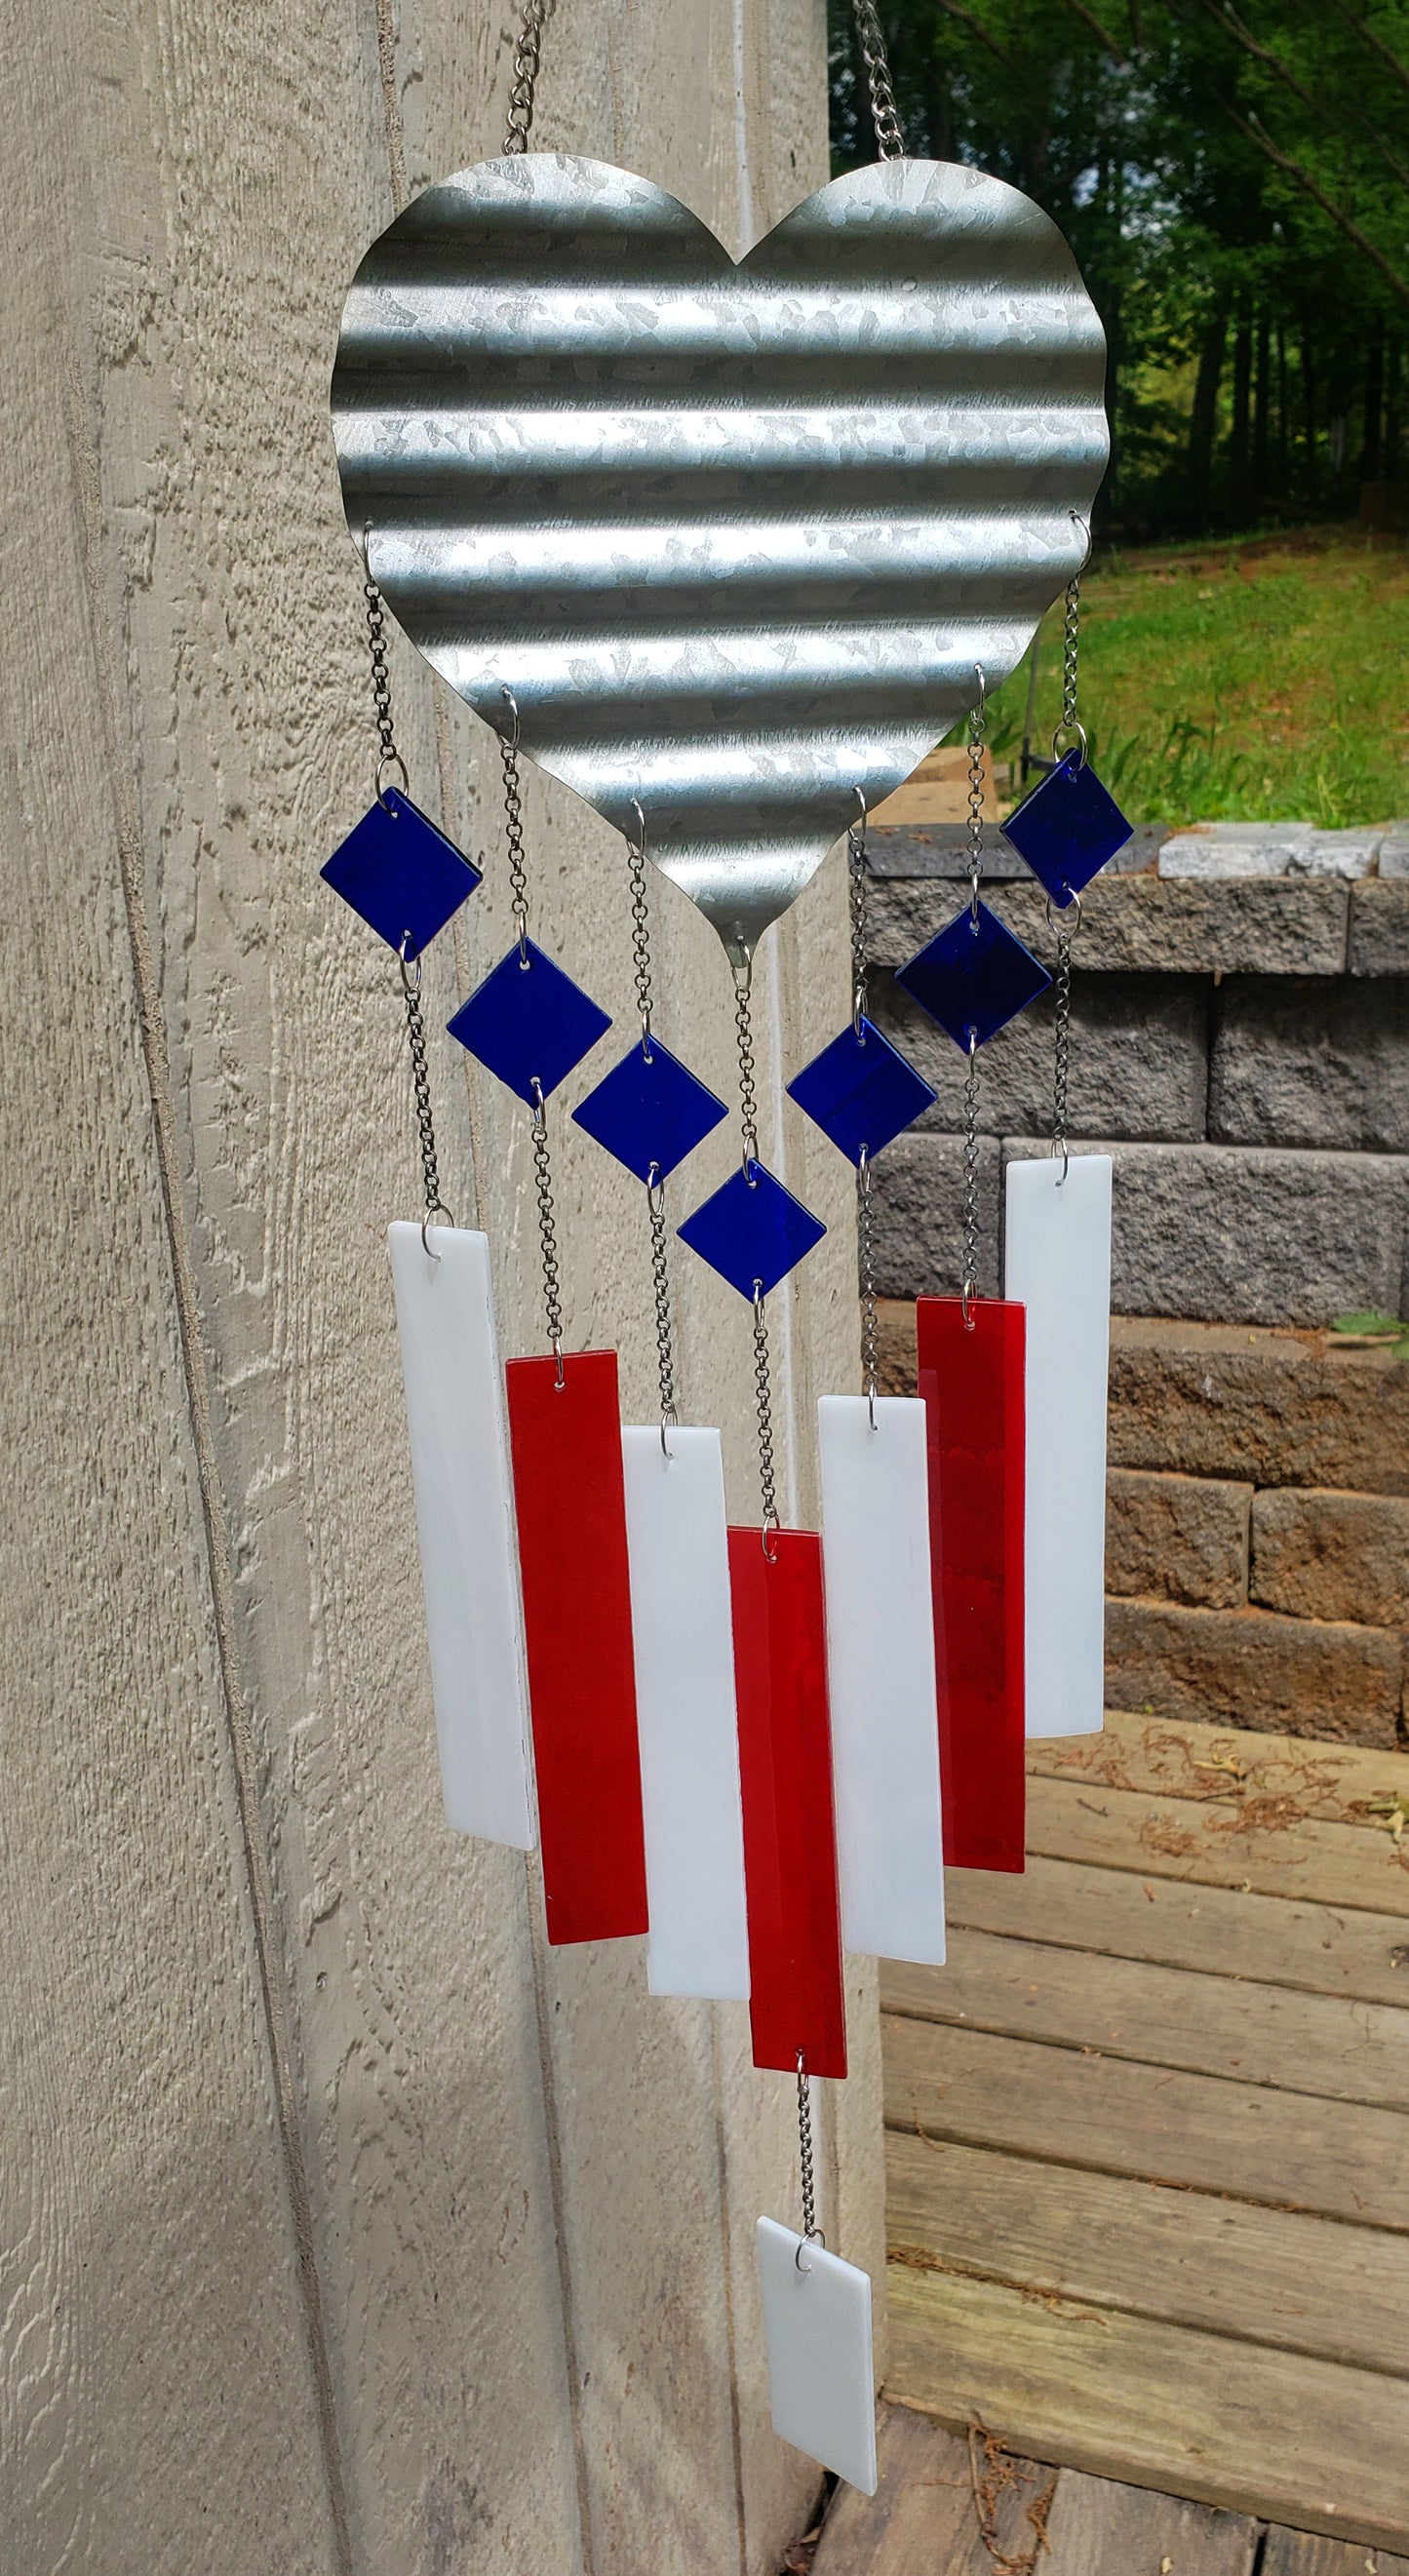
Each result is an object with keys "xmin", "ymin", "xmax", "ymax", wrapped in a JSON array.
[
  {"xmin": 829, "ymin": 1, "xmax": 1409, "ymax": 538},
  {"xmin": 983, "ymin": 529, "xmax": 1409, "ymax": 824}
]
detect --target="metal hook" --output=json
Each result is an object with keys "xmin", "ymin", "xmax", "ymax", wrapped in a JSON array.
[
  {"xmin": 1069, "ymin": 506, "xmax": 1093, "ymax": 572},
  {"xmin": 419, "ymin": 1202, "xmax": 455, "ymax": 1259},
  {"xmin": 398, "ymin": 930, "xmax": 422, "ymax": 996},
  {"xmin": 498, "ymin": 683, "xmax": 521, "ymax": 752}
]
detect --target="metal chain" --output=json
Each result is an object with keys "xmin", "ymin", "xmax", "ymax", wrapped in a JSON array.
[
  {"xmin": 752, "ymin": 1288, "xmax": 778, "ymax": 1542},
  {"xmin": 399, "ymin": 943, "xmax": 453, "ymax": 1234},
  {"xmin": 363, "ymin": 558, "xmax": 402, "ymax": 787},
  {"xmin": 628, "ymin": 806, "xmax": 654, "ymax": 1056},
  {"xmin": 797, "ymin": 2055, "xmax": 820, "ymax": 2244},
  {"xmin": 734, "ymin": 957, "xmax": 761, "ymax": 1174},
  {"xmin": 1047, "ymin": 890, "xmax": 1082, "ymax": 1183},
  {"xmin": 850, "ymin": 0, "xmax": 907, "ymax": 159},
  {"xmin": 967, "ymin": 669, "xmax": 987, "ymax": 926},
  {"xmin": 1051, "ymin": 521, "xmax": 1088, "ymax": 769},
  {"xmin": 627, "ymin": 807, "xmax": 679, "ymax": 1437},
  {"xmin": 847, "ymin": 797, "xmax": 870, "ymax": 1037},
  {"xmin": 960, "ymin": 1033, "xmax": 980, "ymax": 1326},
  {"xmin": 503, "ymin": 0, "xmax": 549, "ymax": 154},
  {"xmin": 361, "ymin": 548, "xmax": 450, "ymax": 1231},
  {"xmin": 498, "ymin": 699, "xmax": 530, "ymax": 963},
  {"xmin": 857, "ymin": 1147, "xmax": 880, "ymax": 1420},
  {"xmin": 529, "ymin": 1081, "xmax": 565, "ymax": 1374},
  {"xmin": 646, "ymin": 1170, "xmax": 678, "ymax": 1436}
]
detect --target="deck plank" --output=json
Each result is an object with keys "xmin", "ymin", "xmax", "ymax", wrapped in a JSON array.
[
  {"xmin": 943, "ymin": 1857, "xmax": 1409, "ymax": 2007},
  {"xmin": 810, "ymin": 2405, "xmax": 1048, "ymax": 2575},
  {"xmin": 882, "ymin": 1933, "xmax": 1409, "ymax": 2110},
  {"xmin": 1026, "ymin": 1774, "xmax": 1409, "ymax": 1914},
  {"xmin": 886, "ymin": 2132, "xmax": 1409, "ymax": 2377},
  {"xmin": 1036, "ymin": 1711, "xmax": 1409, "ymax": 1822},
  {"xmin": 1040, "ymin": 2467, "xmax": 1262, "ymax": 2575},
  {"xmin": 885, "ymin": 2267, "xmax": 1409, "ymax": 2552},
  {"xmin": 1262, "ymin": 2535, "xmax": 1409, "ymax": 2575},
  {"xmin": 883, "ymin": 2015, "xmax": 1409, "ymax": 2230}
]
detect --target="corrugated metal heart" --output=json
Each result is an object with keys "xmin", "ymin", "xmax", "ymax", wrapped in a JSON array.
[{"xmin": 332, "ymin": 154, "xmax": 1107, "ymax": 962}]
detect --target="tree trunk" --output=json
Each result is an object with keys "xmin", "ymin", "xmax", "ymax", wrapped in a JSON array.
[
  {"xmin": 1302, "ymin": 327, "xmax": 1318, "ymax": 506},
  {"xmin": 1362, "ymin": 330, "xmax": 1385, "ymax": 482},
  {"xmin": 1188, "ymin": 303, "xmax": 1229, "ymax": 524},
  {"xmin": 1229, "ymin": 304, "xmax": 1254, "ymax": 527},
  {"xmin": 1252, "ymin": 310, "xmax": 1272, "ymax": 517}
]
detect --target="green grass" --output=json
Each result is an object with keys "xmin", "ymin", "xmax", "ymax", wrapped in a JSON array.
[{"xmin": 986, "ymin": 527, "xmax": 1409, "ymax": 829}]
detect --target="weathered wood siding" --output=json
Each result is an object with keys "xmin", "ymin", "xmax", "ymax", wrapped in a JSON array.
[{"xmin": 0, "ymin": 3, "xmax": 885, "ymax": 2568}]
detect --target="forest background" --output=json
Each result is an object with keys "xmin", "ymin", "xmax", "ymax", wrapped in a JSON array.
[
  {"xmin": 829, "ymin": 0, "xmax": 1409, "ymax": 540},
  {"xmin": 827, "ymin": 2, "xmax": 1409, "ymax": 823}
]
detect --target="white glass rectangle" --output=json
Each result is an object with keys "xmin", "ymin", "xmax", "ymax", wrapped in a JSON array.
[
  {"xmin": 1004, "ymin": 1153, "xmax": 1112, "ymax": 1739},
  {"xmin": 818, "ymin": 1394, "xmax": 945, "ymax": 1965},
  {"xmin": 622, "ymin": 1425, "xmax": 749, "ymax": 2001},
  {"xmin": 388, "ymin": 1223, "xmax": 535, "ymax": 1846},
  {"xmin": 756, "ymin": 2216, "xmax": 877, "ymax": 2495}
]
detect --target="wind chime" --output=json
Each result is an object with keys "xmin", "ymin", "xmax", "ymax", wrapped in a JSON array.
[{"xmin": 319, "ymin": 0, "xmax": 1129, "ymax": 2500}]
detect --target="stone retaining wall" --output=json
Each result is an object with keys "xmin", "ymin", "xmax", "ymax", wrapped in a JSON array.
[{"xmin": 868, "ymin": 827, "xmax": 1409, "ymax": 1747}]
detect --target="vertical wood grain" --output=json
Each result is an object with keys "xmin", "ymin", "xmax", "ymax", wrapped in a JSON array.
[{"xmin": 1, "ymin": 0, "xmax": 885, "ymax": 2569}]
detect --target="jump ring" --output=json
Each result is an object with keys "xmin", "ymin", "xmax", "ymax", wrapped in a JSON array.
[{"xmin": 376, "ymin": 749, "xmax": 411, "ymax": 807}]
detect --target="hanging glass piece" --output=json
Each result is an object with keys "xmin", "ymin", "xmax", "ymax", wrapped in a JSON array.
[
  {"xmin": 573, "ymin": 1036, "xmax": 727, "ymax": 1184},
  {"xmin": 730, "ymin": 1528, "xmax": 846, "ymax": 2077},
  {"xmin": 504, "ymin": 1348, "xmax": 648, "ymax": 1944},
  {"xmin": 678, "ymin": 1163, "xmax": 827, "ymax": 1302},
  {"xmin": 323, "ymin": 785, "xmax": 483, "ymax": 954},
  {"xmin": 447, "ymin": 940, "xmax": 611, "ymax": 1105},
  {"xmin": 1000, "ymin": 748, "xmax": 1133, "ymax": 906},
  {"xmin": 1005, "ymin": 1155, "xmax": 1112, "ymax": 1738},
  {"xmin": 786, "ymin": 1016, "xmax": 935, "ymax": 1165},
  {"xmin": 895, "ymin": 900, "xmax": 1051, "ymax": 1050},
  {"xmin": 916, "ymin": 1297, "xmax": 1027, "ymax": 1873},
  {"xmin": 817, "ymin": 1396, "xmax": 945, "ymax": 1966},
  {"xmin": 622, "ymin": 1426, "xmax": 750, "ymax": 2001},
  {"xmin": 756, "ymin": 2218, "xmax": 878, "ymax": 2496},
  {"xmin": 387, "ymin": 1224, "xmax": 535, "ymax": 1849}
]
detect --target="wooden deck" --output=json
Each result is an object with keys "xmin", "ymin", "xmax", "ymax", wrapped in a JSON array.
[
  {"xmin": 875, "ymin": 1712, "xmax": 1409, "ymax": 2557},
  {"xmin": 812, "ymin": 2403, "xmax": 1409, "ymax": 2576}
]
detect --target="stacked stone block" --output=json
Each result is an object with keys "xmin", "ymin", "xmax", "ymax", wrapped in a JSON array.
[{"xmin": 866, "ymin": 831, "xmax": 1409, "ymax": 1748}]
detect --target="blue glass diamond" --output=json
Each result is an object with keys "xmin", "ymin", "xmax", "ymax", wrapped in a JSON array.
[
  {"xmin": 1000, "ymin": 749, "xmax": 1133, "ymax": 906},
  {"xmin": 572, "ymin": 1036, "xmax": 727, "ymax": 1183},
  {"xmin": 677, "ymin": 1160, "xmax": 827, "ymax": 1301},
  {"xmin": 322, "ymin": 788, "xmax": 481, "ymax": 954},
  {"xmin": 787, "ymin": 1016, "xmax": 936, "ymax": 1166},
  {"xmin": 895, "ymin": 900, "xmax": 1052, "ymax": 1049},
  {"xmin": 447, "ymin": 940, "xmax": 611, "ymax": 1105}
]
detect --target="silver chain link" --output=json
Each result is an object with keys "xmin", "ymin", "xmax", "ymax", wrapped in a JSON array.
[
  {"xmin": 1047, "ymin": 891, "xmax": 1082, "ymax": 1183},
  {"xmin": 850, "ymin": 0, "xmax": 906, "ymax": 159},
  {"xmin": 498, "ymin": 694, "xmax": 530, "ymax": 964},
  {"xmin": 362, "ymin": 553, "xmax": 450, "ymax": 1230},
  {"xmin": 734, "ymin": 957, "xmax": 761, "ymax": 1176},
  {"xmin": 529, "ymin": 1080, "xmax": 565, "ymax": 1375},
  {"xmin": 1052, "ymin": 519, "xmax": 1089, "ymax": 769},
  {"xmin": 797, "ymin": 2054, "xmax": 821, "ymax": 2244},
  {"xmin": 966, "ymin": 670, "xmax": 987, "ymax": 926},
  {"xmin": 960, "ymin": 1034, "xmax": 980, "ymax": 1326},
  {"xmin": 848, "ymin": 794, "xmax": 881, "ymax": 1422},
  {"xmin": 626, "ymin": 808, "xmax": 679, "ymax": 1440},
  {"xmin": 503, "ymin": 0, "xmax": 549, "ymax": 154},
  {"xmin": 847, "ymin": 799, "xmax": 870, "ymax": 1037},
  {"xmin": 752, "ymin": 1285, "xmax": 778, "ymax": 1542},
  {"xmin": 399, "ymin": 943, "xmax": 454, "ymax": 1234}
]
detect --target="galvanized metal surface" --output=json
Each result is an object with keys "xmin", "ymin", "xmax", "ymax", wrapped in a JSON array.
[{"xmin": 332, "ymin": 153, "xmax": 1109, "ymax": 961}]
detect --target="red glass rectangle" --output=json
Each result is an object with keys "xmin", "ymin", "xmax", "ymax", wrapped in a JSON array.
[
  {"xmin": 917, "ymin": 1297, "xmax": 1026, "ymax": 1874},
  {"xmin": 505, "ymin": 1349, "xmax": 648, "ymax": 1944},
  {"xmin": 729, "ymin": 1527, "xmax": 846, "ymax": 2079}
]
